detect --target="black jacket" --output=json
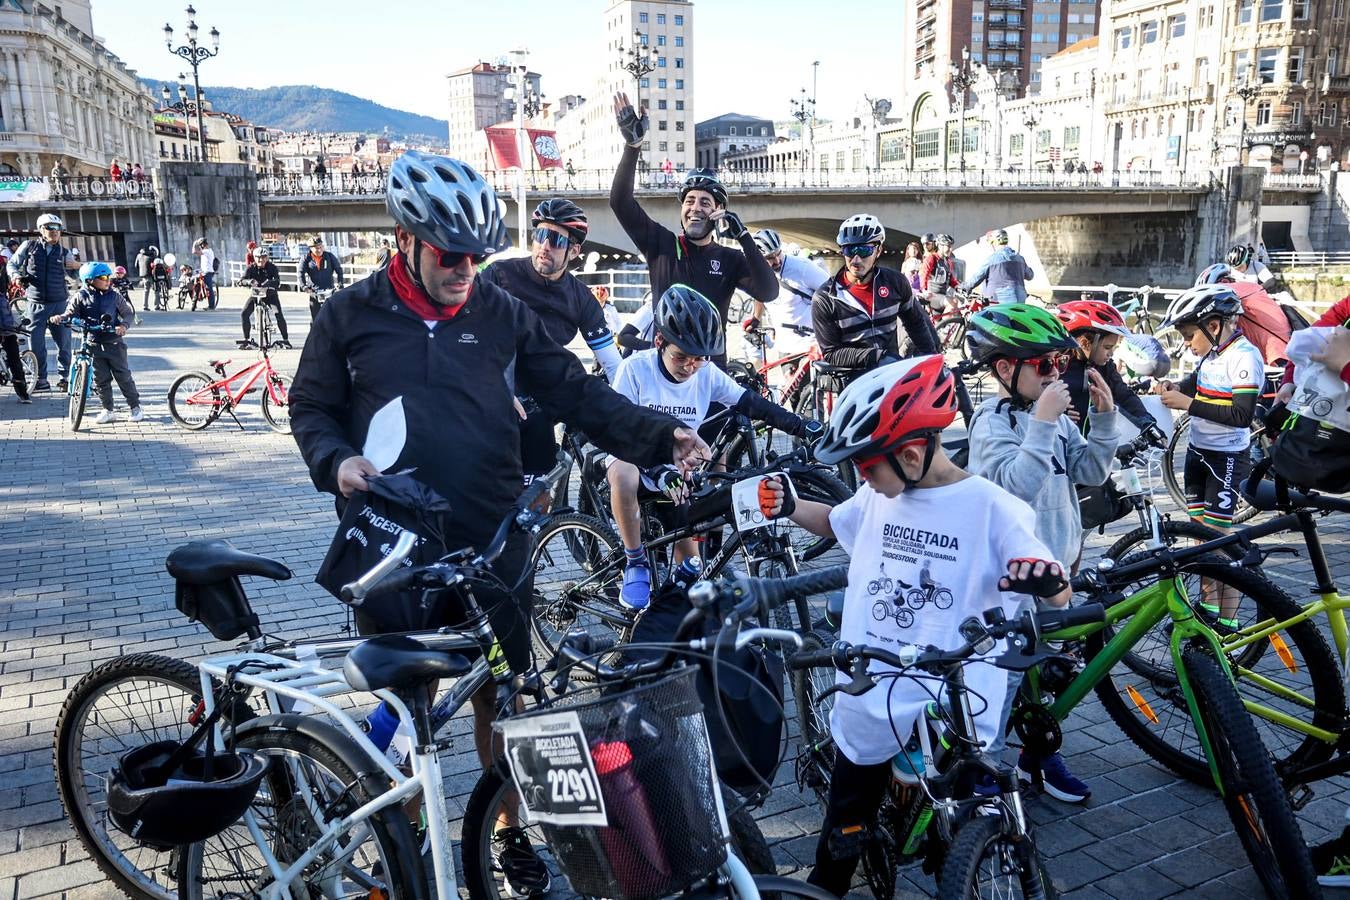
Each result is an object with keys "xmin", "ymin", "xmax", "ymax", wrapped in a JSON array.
[
  {"xmin": 1064, "ymin": 357, "xmax": 1157, "ymax": 433},
  {"xmin": 299, "ymin": 250, "xmax": 345, "ymax": 291},
  {"xmin": 811, "ymin": 266, "xmax": 939, "ymax": 370},
  {"xmin": 242, "ymin": 263, "xmax": 281, "ymax": 290},
  {"xmin": 289, "ymin": 269, "xmax": 681, "ymax": 548}
]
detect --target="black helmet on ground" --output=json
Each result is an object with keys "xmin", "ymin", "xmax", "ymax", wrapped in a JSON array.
[{"xmin": 654, "ymin": 283, "xmax": 725, "ymax": 357}]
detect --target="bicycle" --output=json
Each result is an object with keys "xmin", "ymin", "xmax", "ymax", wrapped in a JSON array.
[
  {"xmin": 1110, "ymin": 286, "xmax": 1183, "ymax": 358},
  {"xmin": 65, "ymin": 316, "xmax": 118, "ymax": 431},
  {"xmin": 0, "ymin": 322, "xmax": 37, "ymax": 391},
  {"xmin": 931, "ymin": 289, "xmax": 990, "ymax": 360},
  {"xmin": 463, "ymin": 566, "xmax": 851, "ymax": 900},
  {"xmin": 308, "ymin": 286, "xmax": 336, "ymax": 321},
  {"xmin": 905, "ymin": 561, "xmax": 955, "ymax": 611},
  {"xmin": 791, "ymin": 600, "xmax": 1108, "ymax": 900}
]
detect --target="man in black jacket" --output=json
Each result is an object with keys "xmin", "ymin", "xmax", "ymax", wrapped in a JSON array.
[
  {"xmin": 239, "ymin": 247, "xmax": 291, "ymax": 348},
  {"xmin": 609, "ymin": 92, "xmax": 777, "ymax": 367},
  {"xmin": 298, "ymin": 236, "xmax": 346, "ymax": 320},
  {"xmin": 812, "ymin": 213, "xmax": 940, "ymax": 372},
  {"xmin": 290, "ymin": 151, "xmax": 706, "ymax": 897}
]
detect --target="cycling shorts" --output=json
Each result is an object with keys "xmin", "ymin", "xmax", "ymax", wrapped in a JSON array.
[{"xmin": 1182, "ymin": 445, "xmax": 1251, "ymax": 529}]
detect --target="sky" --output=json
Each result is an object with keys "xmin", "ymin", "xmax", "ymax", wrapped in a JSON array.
[{"xmin": 91, "ymin": 0, "xmax": 903, "ymax": 127}]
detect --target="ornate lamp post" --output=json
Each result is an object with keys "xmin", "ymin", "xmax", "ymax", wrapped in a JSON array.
[
  {"xmin": 160, "ymin": 76, "xmax": 209, "ymax": 161},
  {"xmin": 504, "ymin": 50, "xmax": 541, "ymax": 249},
  {"xmin": 618, "ymin": 29, "xmax": 655, "ymax": 110},
  {"xmin": 1023, "ymin": 109, "xmax": 1040, "ymax": 171},
  {"xmin": 1233, "ymin": 74, "xmax": 1260, "ymax": 166},
  {"xmin": 790, "ymin": 87, "xmax": 816, "ymax": 184},
  {"xmin": 163, "ymin": 5, "xmax": 219, "ymax": 163},
  {"xmin": 950, "ymin": 47, "xmax": 975, "ymax": 173}
]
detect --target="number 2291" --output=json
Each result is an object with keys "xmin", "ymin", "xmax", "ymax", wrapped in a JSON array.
[{"xmin": 547, "ymin": 768, "xmax": 599, "ymax": 804}]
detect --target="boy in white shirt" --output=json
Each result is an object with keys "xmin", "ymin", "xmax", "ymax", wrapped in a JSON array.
[
  {"xmin": 609, "ymin": 283, "xmax": 820, "ymax": 609},
  {"xmin": 758, "ymin": 355, "xmax": 1070, "ymax": 897}
]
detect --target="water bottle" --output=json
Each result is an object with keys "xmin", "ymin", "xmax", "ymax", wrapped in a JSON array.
[
  {"xmin": 592, "ymin": 739, "xmax": 671, "ymax": 896},
  {"xmin": 890, "ymin": 738, "xmax": 924, "ymax": 784},
  {"xmin": 671, "ymin": 556, "xmax": 702, "ymax": 588},
  {"xmin": 362, "ymin": 701, "xmax": 399, "ymax": 754}
]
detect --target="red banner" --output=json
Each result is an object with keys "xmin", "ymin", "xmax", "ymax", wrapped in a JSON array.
[
  {"xmin": 484, "ymin": 127, "xmax": 521, "ymax": 170},
  {"xmin": 527, "ymin": 129, "xmax": 563, "ymax": 169}
]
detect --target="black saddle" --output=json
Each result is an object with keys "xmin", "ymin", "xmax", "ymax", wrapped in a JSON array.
[
  {"xmin": 1242, "ymin": 474, "xmax": 1350, "ymax": 515},
  {"xmin": 166, "ymin": 540, "xmax": 292, "ymax": 585},
  {"xmin": 344, "ymin": 635, "xmax": 473, "ymax": 694},
  {"xmin": 811, "ymin": 361, "xmax": 854, "ymax": 377}
]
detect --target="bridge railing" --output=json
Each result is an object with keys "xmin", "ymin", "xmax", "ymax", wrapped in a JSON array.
[
  {"xmin": 1261, "ymin": 172, "xmax": 1324, "ymax": 191},
  {"xmin": 1268, "ymin": 250, "xmax": 1350, "ymax": 268},
  {"xmin": 17, "ymin": 175, "xmax": 157, "ymax": 203},
  {"xmin": 225, "ymin": 258, "xmax": 382, "ymax": 291}
]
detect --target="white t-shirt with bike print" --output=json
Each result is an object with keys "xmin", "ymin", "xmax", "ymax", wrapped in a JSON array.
[
  {"xmin": 827, "ymin": 475, "xmax": 1058, "ymax": 766},
  {"xmin": 610, "ymin": 347, "xmax": 745, "ymax": 430}
]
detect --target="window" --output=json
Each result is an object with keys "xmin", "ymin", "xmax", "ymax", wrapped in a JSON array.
[
  {"xmin": 972, "ymin": 33, "xmax": 983, "ymax": 43},
  {"xmin": 1068, "ymin": 12, "xmax": 1080, "ymax": 23},
  {"xmin": 676, "ymin": 142, "xmax": 684, "ymax": 152},
  {"xmin": 1260, "ymin": 0, "xmax": 1282, "ymax": 20},
  {"xmin": 658, "ymin": 78, "xmax": 667, "ymax": 88},
  {"xmin": 948, "ymin": 128, "xmax": 960, "ymax": 155},
  {"xmin": 658, "ymin": 120, "xmax": 667, "ymax": 131},
  {"xmin": 1290, "ymin": 101, "xmax": 1303, "ymax": 124},
  {"xmin": 657, "ymin": 34, "xmax": 666, "ymax": 45},
  {"xmin": 880, "ymin": 137, "xmax": 904, "ymax": 162},
  {"xmin": 675, "ymin": 58, "xmax": 684, "ymax": 68},
  {"xmin": 1047, "ymin": 12, "xmax": 1060, "ymax": 22},
  {"xmin": 972, "ymin": 50, "xmax": 984, "ymax": 62},
  {"xmin": 1033, "ymin": 12, "xmax": 1045, "ymax": 22},
  {"xmin": 1336, "ymin": 0, "xmax": 1345, "ymax": 15},
  {"xmin": 657, "ymin": 56, "xmax": 666, "ymax": 67},
  {"xmin": 674, "ymin": 14, "xmax": 683, "ymax": 25},
  {"xmin": 676, "ymin": 100, "xmax": 685, "ymax": 110},
  {"xmin": 1138, "ymin": 68, "xmax": 1153, "ymax": 100},
  {"xmin": 1331, "ymin": 48, "xmax": 1341, "ymax": 77},
  {"xmin": 852, "ymin": 148, "xmax": 863, "ymax": 169},
  {"xmin": 1256, "ymin": 100, "xmax": 1272, "ymax": 125},
  {"xmin": 973, "ymin": 12, "xmax": 984, "ymax": 22},
  {"xmin": 1239, "ymin": 0, "xmax": 1253, "ymax": 23},
  {"xmin": 1115, "ymin": 27, "xmax": 1132, "ymax": 49},
  {"xmin": 1031, "ymin": 31, "xmax": 1045, "ymax": 42},
  {"xmin": 760, "ymin": 126, "xmax": 768, "ymax": 135},
  {"xmin": 1257, "ymin": 47, "xmax": 1278, "ymax": 83},
  {"xmin": 658, "ymin": 141, "xmax": 668, "ymax": 151},
  {"xmin": 914, "ymin": 128, "xmax": 940, "ymax": 159},
  {"xmin": 1141, "ymin": 20, "xmax": 1158, "ymax": 43},
  {"xmin": 835, "ymin": 151, "xmax": 844, "ymax": 171},
  {"xmin": 639, "ymin": 11, "xmax": 647, "ymax": 22},
  {"xmin": 1010, "ymin": 133, "xmax": 1024, "ymax": 155},
  {"xmin": 728, "ymin": 126, "xmax": 737, "ymax": 135},
  {"xmin": 1293, "ymin": 0, "xmax": 1308, "ymax": 16},
  {"xmin": 675, "ymin": 36, "xmax": 683, "ymax": 46},
  {"xmin": 658, "ymin": 99, "xmax": 668, "ymax": 110},
  {"xmin": 676, "ymin": 79, "xmax": 684, "ymax": 89},
  {"xmin": 1169, "ymin": 14, "xmax": 1186, "ymax": 37},
  {"xmin": 675, "ymin": 120, "xmax": 684, "ymax": 130},
  {"xmin": 1036, "ymin": 129, "xmax": 1051, "ymax": 151},
  {"xmin": 1032, "ymin": 54, "xmax": 1043, "ymax": 63},
  {"xmin": 640, "ymin": 77, "xmax": 650, "ymax": 88},
  {"xmin": 1064, "ymin": 126, "xmax": 1081, "ymax": 149},
  {"xmin": 1235, "ymin": 50, "xmax": 1251, "ymax": 82},
  {"xmin": 1031, "ymin": 70, "xmax": 1042, "ymax": 83},
  {"xmin": 656, "ymin": 13, "xmax": 665, "ymax": 24},
  {"xmin": 1288, "ymin": 47, "xmax": 1304, "ymax": 83}
]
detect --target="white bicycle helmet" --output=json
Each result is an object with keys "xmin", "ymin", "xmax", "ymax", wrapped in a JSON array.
[
  {"xmin": 836, "ymin": 214, "xmax": 885, "ymax": 247},
  {"xmin": 754, "ymin": 229, "xmax": 783, "ymax": 255},
  {"xmin": 1161, "ymin": 285, "xmax": 1243, "ymax": 330},
  {"xmin": 36, "ymin": 213, "xmax": 64, "ymax": 230},
  {"xmin": 1116, "ymin": 333, "xmax": 1172, "ymax": 379}
]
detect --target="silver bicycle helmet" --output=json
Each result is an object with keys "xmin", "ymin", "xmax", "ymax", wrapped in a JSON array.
[
  {"xmin": 1162, "ymin": 285, "xmax": 1243, "ymax": 330},
  {"xmin": 754, "ymin": 228, "xmax": 783, "ymax": 255},
  {"xmin": 654, "ymin": 284, "xmax": 724, "ymax": 357},
  {"xmin": 386, "ymin": 150, "xmax": 510, "ymax": 255}
]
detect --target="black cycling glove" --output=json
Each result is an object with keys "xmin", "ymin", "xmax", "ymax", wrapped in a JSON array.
[
  {"xmin": 717, "ymin": 211, "xmax": 749, "ymax": 241},
  {"xmin": 616, "ymin": 102, "xmax": 649, "ymax": 147},
  {"xmin": 1000, "ymin": 559, "xmax": 1068, "ymax": 598}
]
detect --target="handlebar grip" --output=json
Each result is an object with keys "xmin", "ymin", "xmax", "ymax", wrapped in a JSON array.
[
  {"xmin": 342, "ymin": 565, "xmax": 419, "ymax": 606},
  {"xmin": 787, "ymin": 646, "xmax": 839, "ymax": 671},
  {"xmin": 746, "ymin": 566, "xmax": 849, "ymax": 612},
  {"xmin": 515, "ymin": 478, "xmax": 550, "ymax": 514},
  {"xmin": 1037, "ymin": 602, "xmax": 1106, "ymax": 633}
]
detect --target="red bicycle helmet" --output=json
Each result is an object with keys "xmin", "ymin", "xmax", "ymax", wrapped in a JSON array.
[
  {"xmin": 815, "ymin": 355, "xmax": 958, "ymax": 465},
  {"xmin": 1054, "ymin": 299, "xmax": 1131, "ymax": 337}
]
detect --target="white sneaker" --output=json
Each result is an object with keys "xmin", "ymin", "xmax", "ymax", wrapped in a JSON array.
[
  {"xmin": 94, "ymin": 409, "xmax": 116, "ymax": 425},
  {"xmin": 129, "ymin": 406, "xmax": 144, "ymax": 422}
]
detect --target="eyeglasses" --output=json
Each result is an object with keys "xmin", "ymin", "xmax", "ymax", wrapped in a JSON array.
[
  {"xmin": 532, "ymin": 226, "xmax": 570, "ymax": 250},
  {"xmin": 667, "ymin": 349, "xmax": 711, "ymax": 366},
  {"xmin": 426, "ymin": 243, "xmax": 488, "ymax": 269},
  {"xmin": 1024, "ymin": 354, "xmax": 1071, "ymax": 377},
  {"xmin": 841, "ymin": 243, "xmax": 879, "ymax": 259}
]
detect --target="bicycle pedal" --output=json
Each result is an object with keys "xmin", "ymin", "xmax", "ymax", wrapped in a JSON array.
[{"xmin": 1287, "ymin": 782, "xmax": 1314, "ymax": 811}]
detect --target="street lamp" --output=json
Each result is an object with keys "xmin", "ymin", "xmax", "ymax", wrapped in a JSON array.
[
  {"xmin": 618, "ymin": 29, "xmax": 655, "ymax": 109},
  {"xmin": 504, "ymin": 50, "xmax": 541, "ymax": 249},
  {"xmin": 162, "ymin": 5, "xmax": 219, "ymax": 163},
  {"xmin": 1023, "ymin": 109, "xmax": 1040, "ymax": 171},
  {"xmin": 161, "ymin": 75, "xmax": 209, "ymax": 160},
  {"xmin": 950, "ymin": 47, "xmax": 975, "ymax": 173},
  {"xmin": 1233, "ymin": 74, "xmax": 1260, "ymax": 166},
  {"xmin": 790, "ymin": 87, "xmax": 815, "ymax": 184}
]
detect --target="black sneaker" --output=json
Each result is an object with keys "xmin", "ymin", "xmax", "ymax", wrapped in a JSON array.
[
  {"xmin": 492, "ymin": 826, "xmax": 551, "ymax": 898},
  {"xmin": 32, "ymin": 380, "xmax": 50, "ymax": 392},
  {"xmin": 15, "ymin": 384, "xmax": 31, "ymax": 404},
  {"xmin": 1313, "ymin": 828, "xmax": 1350, "ymax": 886}
]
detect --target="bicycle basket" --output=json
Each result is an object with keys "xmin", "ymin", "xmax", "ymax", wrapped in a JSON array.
[{"xmin": 495, "ymin": 667, "xmax": 727, "ymax": 900}]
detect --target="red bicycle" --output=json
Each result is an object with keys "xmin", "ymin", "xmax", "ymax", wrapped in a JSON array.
[
  {"xmin": 931, "ymin": 288, "xmax": 990, "ymax": 359},
  {"xmin": 166, "ymin": 350, "xmax": 291, "ymax": 434}
]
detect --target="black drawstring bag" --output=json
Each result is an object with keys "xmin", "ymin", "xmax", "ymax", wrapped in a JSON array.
[
  {"xmin": 315, "ymin": 471, "xmax": 455, "ymax": 632},
  {"xmin": 1269, "ymin": 414, "xmax": 1350, "ymax": 495}
]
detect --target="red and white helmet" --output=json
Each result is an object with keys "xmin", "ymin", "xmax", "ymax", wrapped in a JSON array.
[
  {"xmin": 815, "ymin": 355, "xmax": 958, "ymax": 465},
  {"xmin": 1053, "ymin": 299, "xmax": 1131, "ymax": 338}
]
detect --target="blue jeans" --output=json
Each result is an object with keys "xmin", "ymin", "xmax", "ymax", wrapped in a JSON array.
[
  {"xmin": 29, "ymin": 300, "xmax": 71, "ymax": 382},
  {"xmin": 204, "ymin": 272, "xmax": 217, "ymax": 309}
]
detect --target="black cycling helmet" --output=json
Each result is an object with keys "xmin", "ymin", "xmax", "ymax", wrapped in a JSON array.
[
  {"xmin": 654, "ymin": 283, "xmax": 724, "ymax": 357},
  {"xmin": 106, "ymin": 740, "xmax": 268, "ymax": 850},
  {"xmin": 386, "ymin": 150, "xmax": 510, "ymax": 255},
  {"xmin": 1226, "ymin": 243, "xmax": 1253, "ymax": 267},
  {"xmin": 531, "ymin": 198, "xmax": 589, "ymax": 244},
  {"xmin": 679, "ymin": 168, "xmax": 728, "ymax": 207},
  {"xmin": 937, "ymin": 233, "xmax": 954, "ymax": 246}
]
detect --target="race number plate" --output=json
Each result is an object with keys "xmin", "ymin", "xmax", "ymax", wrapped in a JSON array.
[
  {"xmin": 496, "ymin": 711, "xmax": 608, "ymax": 826},
  {"xmin": 730, "ymin": 471, "xmax": 798, "ymax": 533}
]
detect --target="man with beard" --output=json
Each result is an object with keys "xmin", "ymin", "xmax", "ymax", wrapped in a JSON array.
[
  {"xmin": 609, "ymin": 92, "xmax": 777, "ymax": 367},
  {"xmin": 478, "ymin": 198, "xmax": 623, "ymax": 488}
]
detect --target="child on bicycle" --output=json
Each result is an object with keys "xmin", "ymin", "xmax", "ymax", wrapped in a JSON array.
[
  {"xmin": 607, "ymin": 283, "xmax": 820, "ymax": 609},
  {"xmin": 1054, "ymin": 298, "xmax": 1165, "ymax": 439},
  {"xmin": 966, "ymin": 303, "xmax": 1119, "ymax": 803},
  {"xmin": 757, "ymin": 354, "xmax": 1071, "ymax": 897},
  {"xmin": 240, "ymin": 247, "xmax": 292, "ymax": 348},
  {"xmin": 49, "ymin": 262, "xmax": 142, "ymax": 424}
]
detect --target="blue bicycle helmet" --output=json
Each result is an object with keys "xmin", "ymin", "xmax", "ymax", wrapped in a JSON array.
[{"xmin": 79, "ymin": 261, "xmax": 114, "ymax": 283}]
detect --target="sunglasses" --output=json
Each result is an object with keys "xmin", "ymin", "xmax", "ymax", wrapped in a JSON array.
[
  {"xmin": 532, "ymin": 227, "xmax": 570, "ymax": 250},
  {"xmin": 1024, "ymin": 354, "xmax": 1071, "ymax": 377},
  {"xmin": 841, "ymin": 243, "xmax": 879, "ymax": 259},
  {"xmin": 426, "ymin": 243, "xmax": 488, "ymax": 269},
  {"xmin": 41, "ymin": 224, "xmax": 61, "ymax": 232}
]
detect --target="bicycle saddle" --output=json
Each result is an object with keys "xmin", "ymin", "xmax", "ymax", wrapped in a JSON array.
[
  {"xmin": 811, "ymin": 361, "xmax": 855, "ymax": 376},
  {"xmin": 1242, "ymin": 475, "xmax": 1350, "ymax": 515},
  {"xmin": 343, "ymin": 635, "xmax": 472, "ymax": 694},
  {"xmin": 166, "ymin": 539, "xmax": 292, "ymax": 585},
  {"xmin": 208, "ymin": 359, "xmax": 231, "ymax": 369}
]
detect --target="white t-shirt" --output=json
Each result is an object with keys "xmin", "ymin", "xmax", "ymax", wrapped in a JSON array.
[
  {"xmin": 1232, "ymin": 260, "xmax": 1272, "ymax": 285},
  {"xmin": 827, "ymin": 476, "xmax": 1058, "ymax": 766},
  {"xmin": 199, "ymin": 248, "xmax": 215, "ymax": 275},
  {"xmin": 610, "ymin": 347, "xmax": 744, "ymax": 430},
  {"xmin": 1189, "ymin": 334, "xmax": 1265, "ymax": 452},
  {"xmin": 775, "ymin": 255, "xmax": 829, "ymax": 331}
]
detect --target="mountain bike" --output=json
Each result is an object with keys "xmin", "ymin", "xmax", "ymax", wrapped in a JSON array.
[
  {"xmin": 931, "ymin": 289, "xmax": 989, "ymax": 360},
  {"xmin": 1111, "ymin": 286, "xmax": 1183, "ymax": 358},
  {"xmin": 463, "ymin": 567, "xmax": 850, "ymax": 900},
  {"xmin": 791, "ymin": 601, "xmax": 1107, "ymax": 900},
  {"xmin": 167, "ymin": 301, "xmax": 291, "ymax": 433},
  {"xmin": 308, "ymin": 287, "xmax": 335, "ymax": 320},
  {"xmin": 65, "ymin": 316, "xmax": 117, "ymax": 431}
]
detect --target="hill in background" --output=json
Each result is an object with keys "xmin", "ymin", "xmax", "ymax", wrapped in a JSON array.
[{"xmin": 142, "ymin": 80, "xmax": 446, "ymax": 143}]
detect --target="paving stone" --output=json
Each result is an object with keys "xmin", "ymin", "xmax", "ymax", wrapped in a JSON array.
[{"xmin": 1095, "ymin": 864, "xmax": 1185, "ymax": 899}]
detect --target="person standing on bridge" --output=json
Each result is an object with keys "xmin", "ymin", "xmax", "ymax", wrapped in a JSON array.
[
  {"xmin": 8, "ymin": 213, "xmax": 78, "ymax": 392},
  {"xmin": 609, "ymin": 91, "xmax": 778, "ymax": 369},
  {"xmin": 961, "ymin": 228, "xmax": 1034, "ymax": 304}
]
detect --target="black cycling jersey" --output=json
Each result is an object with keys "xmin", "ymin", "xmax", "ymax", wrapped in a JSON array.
[
  {"xmin": 477, "ymin": 256, "xmax": 614, "ymax": 355},
  {"xmin": 811, "ymin": 266, "xmax": 939, "ymax": 370}
]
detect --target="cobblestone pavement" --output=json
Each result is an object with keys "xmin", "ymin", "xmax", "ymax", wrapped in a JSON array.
[{"xmin": 2, "ymin": 286, "xmax": 1349, "ymax": 898}]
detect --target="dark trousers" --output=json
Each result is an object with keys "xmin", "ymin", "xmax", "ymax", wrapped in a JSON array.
[
  {"xmin": 242, "ymin": 293, "xmax": 289, "ymax": 342},
  {"xmin": 2, "ymin": 333, "xmax": 26, "ymax": 390},
  {"xmin": 91, "ymin": 340, "xmax": 140, "ymax": 410},
  {"xmin": 28, "ymin": 301, "xmax": 70, "ymax": 382},
  {"xmin": 204, "ymin": 272, "xmax": 217, "ymax": 309},
  {"xmin": 807, "ymin": 753, "xmax": 892, "ymax": 897}
]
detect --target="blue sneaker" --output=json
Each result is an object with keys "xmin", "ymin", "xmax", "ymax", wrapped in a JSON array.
[
  {"xmin": 620, "ymin": 564, "xmax": 651, "ymax": 610},
  {"xmin": 1017, "ymin": 752, "xmax": 1091, "ymax": 803},
  {"xmin": 972, "ymin": 774, "xmax": 1001, "ymax": 798}
]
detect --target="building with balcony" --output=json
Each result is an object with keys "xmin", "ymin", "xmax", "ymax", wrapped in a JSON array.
[
  {"xmin": 694, "ymin": 113, "xmax": 773, "ymax": 169},
  {"xmin": 446, "ymin": 61, "xmax": 542, "ymax": 165},
  {"xmin": 0, "ymin": 0, "xmax": 157, "ymax": 177}
]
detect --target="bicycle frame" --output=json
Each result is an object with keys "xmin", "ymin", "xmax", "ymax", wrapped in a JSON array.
[{"xmin": 192, "ymin": 358, "xmax": 286, "ymax": 410}]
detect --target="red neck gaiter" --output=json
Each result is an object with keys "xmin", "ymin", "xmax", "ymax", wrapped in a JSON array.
[{"xmin": 387, "ymin": 251, "xmax": 466, "ymax": 321}]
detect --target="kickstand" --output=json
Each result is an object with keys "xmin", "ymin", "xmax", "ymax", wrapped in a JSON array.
[{"xmin": 226, "ymin": 406, "xmax": 246, "ymax": 431}]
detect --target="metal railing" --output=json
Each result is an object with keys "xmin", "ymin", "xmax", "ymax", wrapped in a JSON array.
[
  {"xmin": 1262, "ymin": 172, "xmax": 1324, "ymax": 190},
  {"xmin": 1268, "ymin": 250, "xmax": 1350, "ymax": 268},
  {"xmin": 225, "ymin": 258, "xmax": 382, "ymax": 291},
  {"xmin": 14, "ymin": 175, "xmax": 158, "ymax": 202}
]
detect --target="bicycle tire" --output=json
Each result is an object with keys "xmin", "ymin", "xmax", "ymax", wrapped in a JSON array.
[
  {"xmin": 176, "ymin": 722, "xmax": 423, "ymax": 899},
  {"xmin": 751, "ymin": 875, "xmax": 847, "ymax": 900},
  {"xmin": 528, "ymin": 512, "xmax": 630, "ymax": 666},
  {"xmin": 791, "ymin": 388, "xmax": 858, "ymax": 491},
  {"xmin": 461, "ymin": 762, "xmax": 774, "ymax": 900},
  {"xmin": 260, "ymin": 372, "xmax": 291, "ymax": 434},
  {"xmin": 935, "ymin": 316, "xmax": 968, "ymax": 359},
  {"xmin": 781, "ymin": 467, "xmax": 853, "ymax": 562},
  {"xmin": 1180, "ymin": 647, "xmax": 1320, "ymax": 897},
  {"xmin": 1086, "ymin": 558, "xmax": 1342, "ymax": 786},
  {"xmin": 19, "ymin": 349, "xmax": 37, "ymax": 382},
  {"xmin": 1162, "ymin": 415, "xmax": 1261, "ymax": 524},
  {"xmin": 68, "ymin": 357, "xmax": 89, "ymax": 430},
  {"xmin": 791, "ymin": 629, "xmax": 839, "ymax": 806},
  {"xmin": 936, "ymin": 815, "xmax": 1057, "ymax": 900},
  {"xmin": 53, "ymin": 653, "xmax": 256, "ymax": 900},
  {"xmin": 168, "ymin": 370, "xmax": 221, "ymax": 430}
]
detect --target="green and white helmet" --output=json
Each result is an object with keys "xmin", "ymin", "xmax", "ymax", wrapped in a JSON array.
[{"xmin": 966, "ymin": 303, "xmax": 1078, "ymax": 364}]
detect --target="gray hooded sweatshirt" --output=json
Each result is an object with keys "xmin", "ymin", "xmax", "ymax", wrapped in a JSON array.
[{"xmin": 967, "ymin": 396, "xmax": 1119, "ymax": 566}]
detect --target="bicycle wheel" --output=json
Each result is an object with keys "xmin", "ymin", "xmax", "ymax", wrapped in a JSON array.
[
  {"xmin": 176, "ymin": 722, "xmax": 423, "ymax": 899},
  {"xmin": 260, "ymin": 372, "xmax": 291, "ymax": 434},
  {"xmin": 791, "ymin": 630, "xmax": 839, "ymax": 805},
  {"xmin": 781, "ymin": 467, "xmax": 853, "ymax": 562},
  {"xmin": 168, "ymin": 371, "xmax": 222, "ymax": 430},
  {"xmin": 19, "ymin": 349, "xmax": 37, "ymax": 383},
  {"xmin": 936, "ymin": 815, "xmax": 1057, "ymax": 900},
  {"xmin": 54, "ymin": 654, "xmax": 257, "ymax": 900},
  {"xmin": 1163, "ymin": 416, "xmax": 1261, "ymax": 524},
  {"xmin": 1180, "ymin": 648, "xmax": 1320, "ymax": 897},
  {"xmin": 1087, "ymin": 558, "xmax": 1342, "ymax": 785},
  {"xmin": 935, "ymin": 315, "xmax": 968, "ymax": 359},
  {"xmin": 461, "ymin": 763, "xmax": 774, "ymax": 900},
  {"xmin": 528, "ymin": 512, "xmax": 631, "ymax": 664},
  {"xmin": 68, "ymin": 358, "xmax": 89, "ymax": 430}
]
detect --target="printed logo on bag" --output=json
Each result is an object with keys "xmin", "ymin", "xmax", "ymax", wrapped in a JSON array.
[
  {"xmin": 345, "ymin": 526, "xmax": 368, "ymax": 547},
  {"xmin": 878, "ymin": 285, "xmax": 890, "ymax": 299}
]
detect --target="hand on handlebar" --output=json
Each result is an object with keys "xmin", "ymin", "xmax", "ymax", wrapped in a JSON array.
[
  {"xmin": 742, "ymin": 316, "xmax": 760, "ymax": 332},
  {"xmin": 1141, "ymin": 422, "xmax": 1167, "ymax": 448},
  {"xmin": 998, "ymin": 558, "xmax": 1070, "ymax": 605},
  {"xmin": 651, "ymin": 466, "xmax": 689, "ymax": 502}
]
